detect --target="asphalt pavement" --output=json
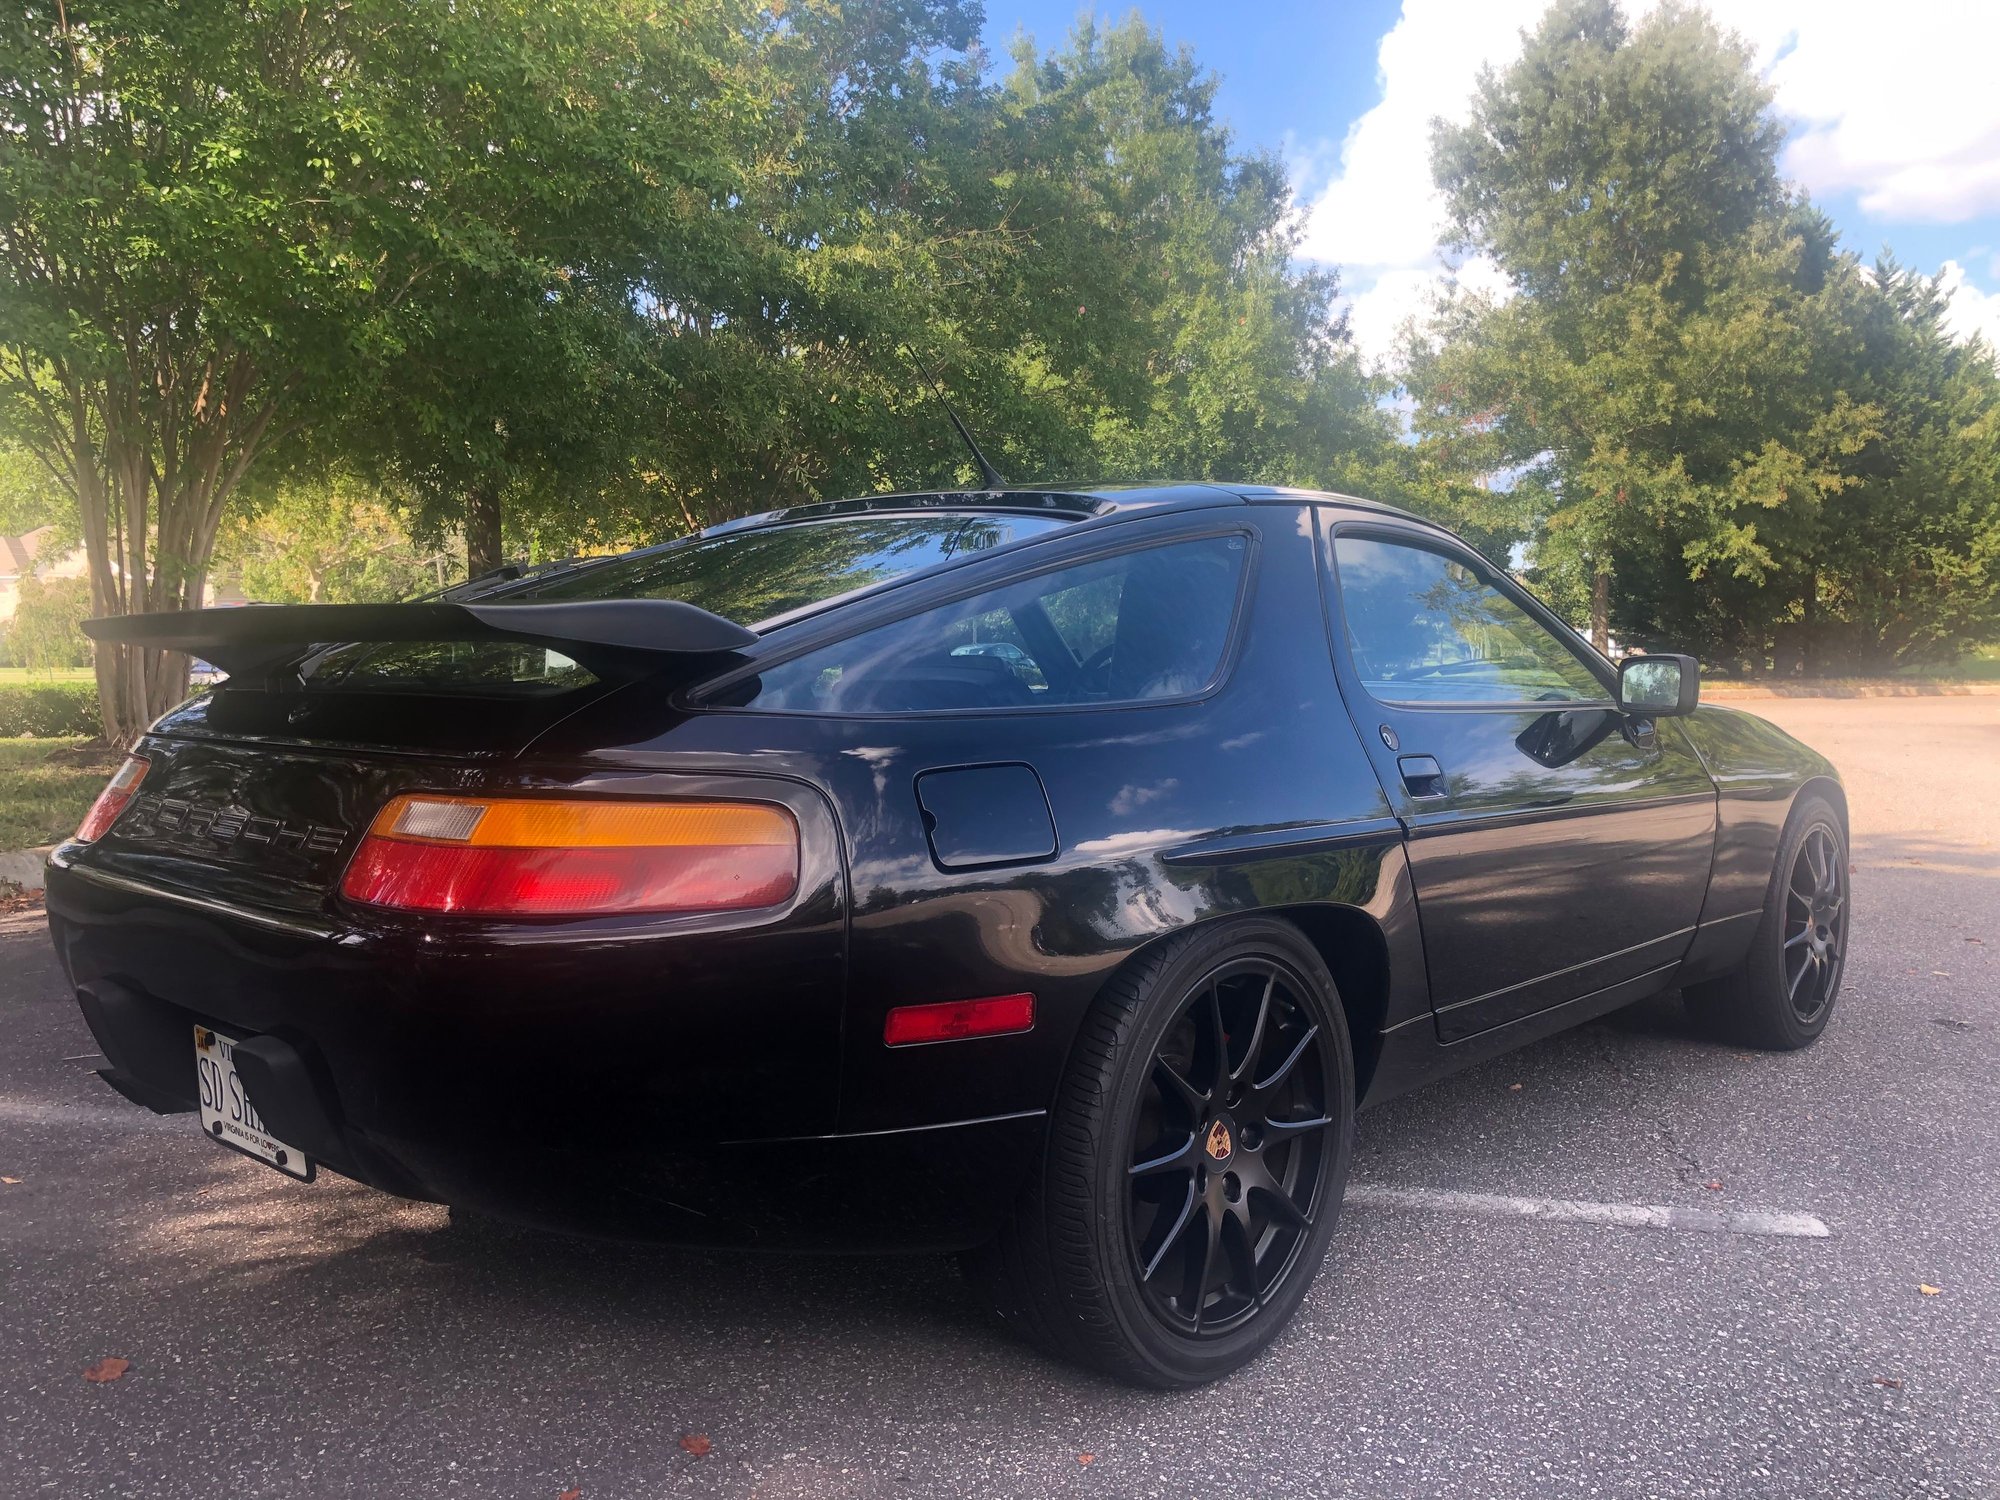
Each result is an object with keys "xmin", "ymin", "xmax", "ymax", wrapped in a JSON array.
[{"xmin": 2, "ymin": 696, "xmax": 1995, "ymax": 1498}]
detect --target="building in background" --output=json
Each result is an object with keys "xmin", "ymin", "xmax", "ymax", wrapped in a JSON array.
[
  {"xmin": 0, "ymin": 528, "xmax": 88, "ymax": 623},
  {"xmin": 0, "ymin": 529, "xmax": 245, "ymax": 624}
]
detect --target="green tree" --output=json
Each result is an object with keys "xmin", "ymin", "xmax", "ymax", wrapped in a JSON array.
[
  {"xmin": 1814, "ymin": 261, "xmax": 2000, "ymax": 669},
  {"xmin": 1000, "ymin": 20, "xmax": 1392, "ymax": 489},
  {"xmin": 0, "ymin": 0, "xmax": 750, "ymax": 740},
  {"xmin": 214, "ymin": 476, "xmax": 458, "ymax": 604},
  {"xmin": 0, "ymin": 440, "xmax": 69, "ymax": 541},
  {"xmin": 593, "ymin": 13, "xmax": 1398, "ymax": 548},
  {"xmin": 1414, "ymin": 0, "xmax": 2000, "ymax": 671},
  {"xmin": 6, "ymin": 574, "xmax": 93, "ymax": 671},
  {"xmin": 1415, "ymin": 0, "xmax": 1870, "ymax": 653}
]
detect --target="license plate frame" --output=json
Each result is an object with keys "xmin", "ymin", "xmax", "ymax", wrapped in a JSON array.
[{"xmin": 193, "ymin": 1026, "xmax": 314, "ymax": 1182}]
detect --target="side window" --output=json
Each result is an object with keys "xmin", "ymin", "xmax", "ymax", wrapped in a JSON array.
[
  {"xmin": 726, "ymin": 534, "xmax": 1247, "ymax": 714},
  {"xmin": 1332, "ymin": 535, "xmax": 1605, "ymax": 706}
]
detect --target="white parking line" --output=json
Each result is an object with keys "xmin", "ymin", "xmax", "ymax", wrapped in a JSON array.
[
  {"xmin": 0, "ymin": 1098, "xmax": 1837, "ymax": 1243},
  {"xmin": 1346, "ymin": 1183, "xmax": 1832, "ymax": 1239},
  {"xmin": 0, "ymin": 1096, "xmax": 182, "ymax": 1132}
]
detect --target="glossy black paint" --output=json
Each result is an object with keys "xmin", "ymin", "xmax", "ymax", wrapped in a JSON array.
[
  {"xmin": 1317, "ymin": 516, "xmax": 1717, "ymax": 1043},
  {"xmin": 46, "ymin": 483, "xmax": 1842, "ymax": 1251}
]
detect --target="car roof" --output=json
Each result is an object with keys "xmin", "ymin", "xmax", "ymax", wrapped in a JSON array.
[{"xmin": 703, "ymin": 481, "xmax": 1442, "ymax": 538}]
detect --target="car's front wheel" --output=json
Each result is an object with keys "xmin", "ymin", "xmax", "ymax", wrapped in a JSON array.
[
  {"xmin": 1684, "ymin": 792, "xmax": 1850, "ymax": 1050},
  {"xmin": 969, "ymin": 917, "xmax": 1354, "ymax": 1387}
]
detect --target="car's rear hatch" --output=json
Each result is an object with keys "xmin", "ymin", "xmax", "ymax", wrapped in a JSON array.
[{"xmin": 71, "ymin": 599, "xmax": 753, "ymax": 915}]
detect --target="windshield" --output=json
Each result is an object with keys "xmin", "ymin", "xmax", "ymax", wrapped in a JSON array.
[{"xmin": 510, "ymin": 513, "xmax": 1069, "ymax": 625}]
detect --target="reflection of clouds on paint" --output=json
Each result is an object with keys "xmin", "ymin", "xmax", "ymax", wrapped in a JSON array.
[
  {"xmin": 1110, "ymin": 779, "xmax": 1178, "ymax": 815},
  {"xmin": 850, "ymin": 850, "xmax": 935, "ymax": 904},
  {"xmin": 1220, "ymin": 732, "xmax": 1266, "ymax": 752},
  {"xmin": 841, "ymin": 744, "xmax": 899, "ymax": 798},
  {"xmin": 1073, "ymin": 828, "xmax": 1202, "ymax": 858}
]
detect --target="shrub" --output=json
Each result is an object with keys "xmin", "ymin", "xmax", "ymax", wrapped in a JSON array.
[{"xmin": 0, "ymin": 680, "xmax": 101, "ymax": 737}]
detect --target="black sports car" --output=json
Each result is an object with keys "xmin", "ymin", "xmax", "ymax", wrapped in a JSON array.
[{"xmin": 50, "ymin": 483, "xmax": 1849, "ymax": 1387}]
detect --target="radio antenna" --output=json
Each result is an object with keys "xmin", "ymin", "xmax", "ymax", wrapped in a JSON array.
[{"xmin": 903, "ymin": 346, "xmax": 1007, "ymax": 492}]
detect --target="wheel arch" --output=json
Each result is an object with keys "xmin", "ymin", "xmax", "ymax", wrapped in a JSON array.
[
  {"xmin": 1796, "ymin": 774, "xmax": 1848, "ymax": 833},
  {"xmin": 1092, "ymin": 902, "xmax": 1393, "ymax": 1102}
]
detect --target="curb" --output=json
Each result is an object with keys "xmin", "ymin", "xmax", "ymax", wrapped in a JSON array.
[
  {"xmin": 0, "ymin": 845, "xmax": 55, "ymax": 892},
  {"xmin": 1703, "ymin": 682, "xmax": 2000, "ymax": 700}
]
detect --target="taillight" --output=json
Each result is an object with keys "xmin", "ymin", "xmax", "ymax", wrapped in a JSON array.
[
  {"xmin": 339, "ymin": 795, "xmax": 799, "ymax": 917},
  {"xmin": 75, "ymin": 757, "xmax": 149, "ymax": 843}
]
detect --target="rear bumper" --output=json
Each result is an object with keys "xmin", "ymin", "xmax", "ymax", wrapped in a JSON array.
[{"xmin": 45, "ymin": 857, "xmax": 1042, "ymax": 1251}]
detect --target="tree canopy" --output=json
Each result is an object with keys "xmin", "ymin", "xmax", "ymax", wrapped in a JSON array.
[
  {"xmin": 1, "ymin": 2, "xmax": 1401, "ymax": 739},
  {"xmin": 1412, "ymin": 0, "xmax": 2000, "ymax": 670},
  {"xmin": 1, "ymin": 0, "xmax": 1994, "ymax": 745}
]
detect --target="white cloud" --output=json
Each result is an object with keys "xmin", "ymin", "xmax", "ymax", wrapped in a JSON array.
[
  {"xmin": 1343, "ymin": 255, "xmax": 1511, "ymax": 367},
  {"xmin": 1759, "ymin": 2, "xmax": 2000, "ymax": 223},
  {"xmin": 1303, "ymin": 0, "xmax": 2000, "ymax": 366},
  {"xmin": 1940, "ymin": 261, "xmax": 2000, "ymax": 352},
  {"xmin": 1297, "ymin": 0, "xmax": 1548, "ymax": 276}
]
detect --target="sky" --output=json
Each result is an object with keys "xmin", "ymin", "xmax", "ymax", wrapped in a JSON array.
[{"xmin": 980, "ymin": 0, "xmax": 2000, "ymax": 368}]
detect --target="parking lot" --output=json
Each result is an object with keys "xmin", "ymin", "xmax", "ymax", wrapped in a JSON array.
[{"xmin": 2, "ymin": 695, "xmax": 1995, "ymax": 1499}]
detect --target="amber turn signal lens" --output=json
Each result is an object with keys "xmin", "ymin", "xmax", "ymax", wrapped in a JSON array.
[
  {"xmin": 75, "ymin": 757, "xmax": 149, "ymax": 843},
  {"xmin": 340, "ymin": 795, "xmax": 799, "ymax": 916}
]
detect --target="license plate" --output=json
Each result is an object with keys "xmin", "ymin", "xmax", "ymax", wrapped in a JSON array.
[{"xmin": 193, "ymin": 1027, "xmax": 313, "ymax": 1181}]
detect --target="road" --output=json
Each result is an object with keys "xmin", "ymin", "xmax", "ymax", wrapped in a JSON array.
[{"xmin": 2, "ymin": 697, "xmax": 1995, "ymax": 1498}]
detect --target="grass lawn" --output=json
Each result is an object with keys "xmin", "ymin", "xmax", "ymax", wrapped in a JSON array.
[
  {"xmin": 0, "ymin": 666, "xmax": 96, "ymax": 685},
  {"xmin": 0, "ymin": 736, "xmax": 121, "ymax": 850},
  {"xmin": 1948, "ymin": 645, "xmax": 2000, "ymax": 682}
]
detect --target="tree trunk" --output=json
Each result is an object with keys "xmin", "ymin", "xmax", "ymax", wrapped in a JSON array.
[
  {"xmin": 1800, "ymin": 567, "xmax": 1817, "ymax": 677},
  {"xmin": 465, "ymin": 485, "xmax": 503, "ymax": 578},
  {"xmin": 1590, "ymin": 568, "xmax": 1610, "ymax": 654}
]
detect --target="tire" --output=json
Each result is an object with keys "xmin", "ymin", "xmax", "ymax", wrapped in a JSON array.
[
  {"xmin": 966, "ymin": 916, "xmax": 1355, "ymax": 1387},
  {"xmin": 1684, "ymin": 793, "xmax": 1849, "ymax": 1050}
]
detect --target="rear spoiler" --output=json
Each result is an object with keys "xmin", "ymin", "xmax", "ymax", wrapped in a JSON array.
[{"xmin": 81, "ymin": 600, "xmax": 758, "ymax": 684}]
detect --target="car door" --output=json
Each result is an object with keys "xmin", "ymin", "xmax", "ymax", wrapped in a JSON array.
[{"xmin": 1320, "ymin": 518, "xmax": 1716, "ymax": 1042}]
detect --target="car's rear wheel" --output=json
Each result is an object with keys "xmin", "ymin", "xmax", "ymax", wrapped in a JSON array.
[
  {"xmin": 1684, "ymin": 793, "xmax": 1849, "ymax": 1050},
  {"xmin": 968, "ymin": 917, "xmax": 1354, "ymax": 1387}
]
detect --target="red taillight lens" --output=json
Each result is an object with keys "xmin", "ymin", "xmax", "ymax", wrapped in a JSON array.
[
  {"xmin": 338, "ymin": 795, "xmax": 798, "ymax": 917},
  {"xmin": 75, "ymin": 757, "xmax": 149, "ymax": 843},
  {"xmin": 883, "ymin": 993, "xmax": 1036, "ymax": 1047}
]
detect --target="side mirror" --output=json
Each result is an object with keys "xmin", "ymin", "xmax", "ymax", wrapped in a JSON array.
[{"xmin": 1617, "ymin": 654, "xmax": 1700, "ymax": 717}]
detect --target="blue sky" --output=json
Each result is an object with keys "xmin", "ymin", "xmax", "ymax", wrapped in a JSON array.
[{"xmin": 980, "ymin": 2, "xmax": 2000, "ymax": 364}]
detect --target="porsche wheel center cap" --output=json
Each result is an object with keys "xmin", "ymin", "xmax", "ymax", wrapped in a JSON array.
[{"xmin": 1203, "ymin": 1116, "xmax": 1235, "ymax": 1165}]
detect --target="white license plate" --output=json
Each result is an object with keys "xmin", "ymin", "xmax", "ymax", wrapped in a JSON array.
[{"xmin": 193, "ymin": 1027, "xmax": 313, "ymax": 1181}]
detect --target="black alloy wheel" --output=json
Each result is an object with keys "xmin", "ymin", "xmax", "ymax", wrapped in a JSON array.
[
  {"xmin": 1782, "ymin": 825, "xmax": 1846, "ymax": 1025},
  {"xmin": 1127, "ymin": 957, "xmax": 1337, "ymax": 1337},
  {"xmin": 969, "ymin": 917, "xmax": 1354, "ymax": 1387}
]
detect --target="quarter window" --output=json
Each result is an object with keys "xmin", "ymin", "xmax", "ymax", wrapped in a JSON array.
[
  {"xmin": 724, "ymin": 534, "xmax": 1247, "ymax": 714},
  {"xmin": 1333, "ymin": 536, "xmax": 1604, "ymax": 705}
]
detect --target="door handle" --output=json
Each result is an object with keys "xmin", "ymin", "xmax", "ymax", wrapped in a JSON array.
[{"xmin": 1398, "ymin": 754, "xmax": 1447, "ymax": 798}]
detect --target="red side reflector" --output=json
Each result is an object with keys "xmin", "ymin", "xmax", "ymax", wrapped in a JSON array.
[{"xmin": 883, "ymin": 993, "xmax": 1036, "ymax": 1047}]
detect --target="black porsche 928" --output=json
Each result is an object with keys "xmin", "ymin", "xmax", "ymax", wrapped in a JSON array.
[{"xmin": 49, "ymin": 484, "xmax": 1850, "ymax": 1387}]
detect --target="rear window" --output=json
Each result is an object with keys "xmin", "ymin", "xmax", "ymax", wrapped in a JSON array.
[
  {"xmin": 298, "ymin": 512, "xmax": 1068, "ymax": 695},
  {"xmin": 716, "ymin": 533, "xmax": 1248, "ymax": 714},
  {"xmin": 302, "ymin": 640, "xmax": 594, "ymax": 693},
  {"xmin": 512, "ymin": 513, "xmax": 1068, "ymax": 624}
]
